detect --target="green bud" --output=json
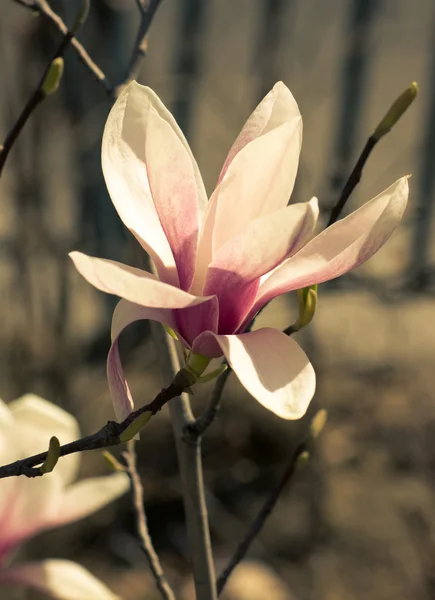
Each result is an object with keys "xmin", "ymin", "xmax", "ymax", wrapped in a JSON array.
[
  {"xmin": 39, "ymin": 436, "xmax": 61, "ymax": 474},
  {"xmin": 373, "ymin": 82, "xmax": 418, "ymax": 141},
  {"xmin": 197, "ymin": 364, "xmax": 228, "ymax": 384},
  {"xmin": 310, "ymin": 409, "xmax": 327, "ymax": 439},
  {"xmin": 184, "ymin": 352, "xmax": 212, "ymax": 380},
  {"xmin": 119, "ymin": 411, "xmax": 152, "ymax": 443},
  {"xmin": 42, "ymin": 58, "xmax": 64, "ymax": 96}
]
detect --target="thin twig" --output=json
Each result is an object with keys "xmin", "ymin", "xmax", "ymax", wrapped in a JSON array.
[
  {"xmin": 187, "ymin": 365, "xmax": 231, "ymax": 438},
  {"xmin": 0, "ymin": 371, "xmax": 191, "ymax": 479},
  {"xmin": 216, "ymin": 441, "xmax": 307, "ymax": 596},
  {"xmin": 151, "ymin": 321, "xmax": 217, "ymax": 600},
  {"xmin": 0, "ymin": 6, "xmax": 79, "ymax": 175},
  {"xmin": 117, "ymin": 0, "xmax": 164, "ymax": 88},
  {"xmin": 11, "ymin": 0, "xmax": 112, "ymax": 94},
  {"xmin": 327, "ymin": 135, "xmax": 377, "ymax": 226},
  {"xmin": 123, "ymin": 441, "xmax": 176, "ymax": 600}
]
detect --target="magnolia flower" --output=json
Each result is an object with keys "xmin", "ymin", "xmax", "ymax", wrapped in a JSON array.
[
  {"xmin": 0, "ymin": 394, "xmax": 128, "ymax": 599},
  {"xmin": 71, "ymin": 81, "xmax": 408, "ymax": 421}
]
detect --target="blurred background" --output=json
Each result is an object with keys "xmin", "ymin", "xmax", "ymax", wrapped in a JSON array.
[{"xmin": 1, "ymin": 0, "xmax": 435, "ymax": 598}]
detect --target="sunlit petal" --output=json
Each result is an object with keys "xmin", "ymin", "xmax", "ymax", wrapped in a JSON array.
[
  {"xmin": 250, "ymin": 177, "xmax": 409, "ymax": 318},
  {"xmin": 202, "ymin": 328, "xmax": 315, "ymax": 419}
]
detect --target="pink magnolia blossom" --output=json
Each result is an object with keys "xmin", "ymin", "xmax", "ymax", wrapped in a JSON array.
[
  {"xmin": 70, "ymin": 81, "xmax": 408, "ymax": 421},
  {"xmin": 0, "ymin": 394, "xmax": 128, "ymax": 599}
]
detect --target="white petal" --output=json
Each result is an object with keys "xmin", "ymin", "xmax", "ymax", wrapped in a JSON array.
[
  {"xmin": 251, "ymin": 177, "xmax": 409, "ymax": 317},
  {"xmin": 212, "ymin": 119, "xmax": 302, "ymax": 253},
  {"xmin": 8, "ymin": 394, "xmax": 80, "ymax": 485},
  {"xmin": 70, "ymin": 252, "xmax": 211, "ymax": 309},
  {"xmin": 218, "ymin": 81, "xmax": 301, "ymax": 184},
  {"xmin": 211, "ymin": 328, "xmax": 316, "ymax": 419},
  {"xmin": 0, "ymin": 560, "xmax": 120, "ymax": 600},
  {"xmin": 193, "ymin": 82, "xmax": 302, "ymax": 291},
  {"xmin": 49, "ymin": 473, "xmax": 129, "ymax": 528}
]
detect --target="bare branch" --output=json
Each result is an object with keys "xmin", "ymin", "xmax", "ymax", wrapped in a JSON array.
[
  {"xmin": 117, "ymin": 0, "xmax": 164, "ymax": 88},
  {"xmin": 0, "ymin": 371, "xmax": 191, "ymax": 479},
  {"xmin": 216, "ymin": 441, "xmax": 308, "ymax": 596},
  {"xmin": 123, "ymin": 441, "xmax": 176, "ymax": 600},
  {"xmin": 11, "ymin": 0, "xmax": 112, "ymax": 94},
  {"xmin": 0, "ymin": 3, "xmax": 81, "ymax": 175},
  {"xmin": 186, "ymin": 365, "xmax": 231, "ymax": 438},
  {"xmin": 151, "ymin": 322, "xmax": 217, "ymax": 600}
]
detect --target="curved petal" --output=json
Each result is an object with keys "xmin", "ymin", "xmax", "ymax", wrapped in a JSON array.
[
  {"xmin": 49, "ymin": 473, "xmax": 129, "ymax": 529},
  {"xmin": 102, "ymin": 82, "xmax": 177, "ymax": 286},
  {"xmin": 70, "ymin": 252, "xmax": 212, "ymax": 310},
  {"xmin": 203, "ymin": 200, "xmax": 319, "ymax": 333},
  {"xmin": 249, "ymin": 176, "xmax": 409, "ymax": 319},
  {"xmin": 0, "ymin": 560, "xmax": 120, "ymax": 600},
  {"xmin": 102, "ymin": 83, "xmax": 208, "ymax": 285},
  {"xmin": 206, "ymin": 328, "xmax": 315, "ymax": 419},
  {"xmin": 193, "ymin": 83, "xmax": 302, "ymax": 291},
  {"xmin": 218, "ymin": 81, "xmax": 301, "ymax": 184},
  {"xmin": 108, "ymin": 300, "xmax": 177, "ymax": 419},
  {"xmin": 213, "ymin": 120, "xmax": 302, "ymax": 251},
  {"xmin": 145, "ymin": 106, "xmax": 199, "ymax": 291},
  {"xmin": 8, "ymin": 394, "xmax": 80, "ymax": 485}
]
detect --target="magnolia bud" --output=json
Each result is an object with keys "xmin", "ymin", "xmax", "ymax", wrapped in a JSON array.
[
  {"xmin": 42, "ymin": 58, "xmax": 64, "ymax": 96},
  {"xmin": 373, "ymin": 82, "xmax": 418, "ymax": 141}
]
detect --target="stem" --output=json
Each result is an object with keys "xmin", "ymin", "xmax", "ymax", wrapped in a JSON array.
[
  {"xmin": 118, "ymin": 0, "xmax": 164, "ymax": 87},
  {"xmin": 123, "ymin": 441, "xmax": 176, "ymax": 600},
  {"xmin": 0, "ymin": 374, "xmax": 189, "ymax": 479},
  {"xmin": 187, "ymin": 365, "xmax": 231, "ymax": 437},
  {"xmin": 0, "ymin": 24, "xmax": 76, "ymax": 176},
  {"xmin": 12, "ymin": 0, "xmax": 112, "ymax": 94},
  {"xmin": 327, "ymin": 135, "xmax": 377, "ymax": 226},
  {"xmin": 216, "ymin": 442, "xmax": 307, "ymax": 596},
  {"xmin": 150, "ymin": 321, "xmax": 217, "ymax": 600}
]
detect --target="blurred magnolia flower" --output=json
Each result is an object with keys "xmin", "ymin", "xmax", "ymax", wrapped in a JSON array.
[
  {"xmin": 71, "ymin": 81, "xmax": 408, "ymax": 421},
  {"xmin": 0, "ymin": 394, "xmax": 128, "ymax": 600}
]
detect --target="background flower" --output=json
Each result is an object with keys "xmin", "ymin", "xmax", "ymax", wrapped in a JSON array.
[{"xmin": 0, "ymin": 394, "xmax": 128, "ymax": 599}]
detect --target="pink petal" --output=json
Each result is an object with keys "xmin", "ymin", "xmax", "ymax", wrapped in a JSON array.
[
  {"xmin": 145, "ymin": 106, "xmax": 199, "ymax": 290},
  {"xmin": 203, "ymin": 200, "xmax": 319, "ymax": 333},
  {"xmin": 70, "ymin": 252, "xmax": 211, "ymax": 310},
  {"xmin": 102, "ymin": 82, "xmax": 207, "ymax": 286},
  {"xmin": 249, "ymin": 176, "xmax": 409, "ymax": 319},
  {"xmin": 109, "ymin": 300, "xmax": 177, "ymax": 419},
  {"xmin": 0, "ymin": 560, "xmax": 120, "ymax": 599},
  {"xmin": 204, "ymin": 328, "xmax": 316, "ymax": 419},
  {"xmin": 193, "ymin": 83, "xmax": 302, "ymax": 291}
]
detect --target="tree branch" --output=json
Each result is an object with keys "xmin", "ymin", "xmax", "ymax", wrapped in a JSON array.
[
  {"xmin": 0, "ymin": 372, "xmax": 191, "ymax": 479},
  {"xmin": 186, "ymin": 365, "xmax": 231, "ymax": 438},
  {"xmin": 11, "ymin": 0, "xmax": 112, "ymax": 94},
  {"xmin": 327, "ymin": 135, "xmax": 377, "ymax": 226},
  {"xmin": 123, "ymin": 441, "xmax": 176, "ymax": 600},
  {"xmin": 150, "ymin": 322, "xmax": 217, "ymax": 600},
  {"xmin": 0, "ymin": 3, "xmax": 81, "ymax": 175},
  {"xmin": 117, "ymin": 0, "xmax": 164, "ymax": 88},
  {"xmin": 216, "ymin": 441, "xmax": 308, "ymax": 596}
]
